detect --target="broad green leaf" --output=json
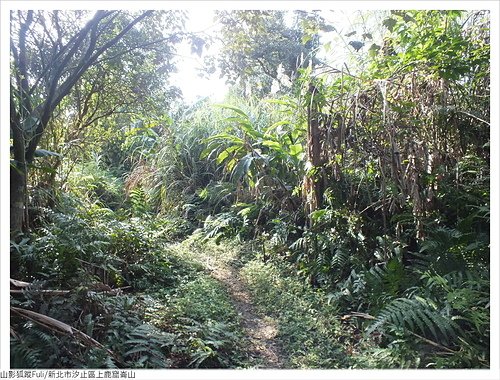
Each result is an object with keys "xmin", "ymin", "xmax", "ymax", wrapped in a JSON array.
[
  {"xmin": 224, "ymin": 116, "xmax": 251, "ymax": 124},
  {"xmin": 34, "ymin": 149, "xmax": 62, "ymax": 158},
  {"xmin": 223, "ymin": 117, "xmax": 264, "ymax": 139},
  {"xmin": 265, "ymin": 120, "xmax": 290, "ymax": 135},
  {"xmin": 213, "ymin": 103, "xmax": 249, "ymax": 118},
  {"xmin": 216, "ymin": 149, "xmax": 230, "ymax": 164},
  {"xmin": 383, "ymin": 18, "xmax": 397, "ymax": 31},
  {"xmin": 226, "ymin": 157, "xmax": 238, "ymax": 172},
  {"xmin": 262, "ymin": 140, "xmax": 282, "ymax": 151},
  {"xmin": 310, "ymin": 209, "xmax": 327, "ymax": 222},
  {"xmin": 231, "ymin": 154, "xmax": 254, "ymax": 181},
  {"xmin": 237, "ymin": 205, "xmax": 256, "ymax": 217},
  {"xmin": 289, "ymin": 143, "xmax": 303, "ymax": 157},
  {"xmin": 205, "ymin": 133, "xmax": 244, "ymax": 145},
  {"xmin": 216, "ymin": 146, "xmax": 241, "ymax": 164}
]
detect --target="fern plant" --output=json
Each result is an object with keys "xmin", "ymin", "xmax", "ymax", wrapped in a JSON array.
[
  {"xmin": 121, "ymin": 324, "xmax": 175, "ymax": 368},
  {"xmin": 10, "ymin": 335, "xmax": 45, "ymax": 368},
  {"xmin": 128, "ymin": 187, "xmax": 151, "ymax": 217},
  {"xmin": 202, "ymin": 212, "xmax": 249, "ymax": 243},
  {"xmin": 364, "ymin": 257, "xmax": 410, "ymax": 305},
  {"xmin": 183, "ymin": 319, "xmax": 242, "ymax": 368},
  {"xmin": 366, "ymin": 297, "xmax": 461, "ymax": 345}
]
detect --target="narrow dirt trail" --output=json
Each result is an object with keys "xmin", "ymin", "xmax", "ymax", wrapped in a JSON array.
[{"xmin": 207, "ymin": 260, "xmax": 286, "ymax": 368}]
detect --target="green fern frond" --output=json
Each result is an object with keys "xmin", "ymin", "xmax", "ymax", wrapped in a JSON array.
[
  {"xmin": 366, "ymin": 264, "xmax": 386, "ymax": 284},
  {"xmin": 367, "ymin": 297, "xmax": 461, "ymax": 344},
  {"xmin": 364, "ymin": 258, "xmax": 406, "ymax": 297},
  {"xmin": 11, "ymin": 336, "xmax": 44, "ymax": 368},
  {"xmin": 290, "ymin": 236, "xmax": 307, "ymax": 251},
  {"xmin": 331, "ymin": 248, "xmax": 350, "ymax": 269}
]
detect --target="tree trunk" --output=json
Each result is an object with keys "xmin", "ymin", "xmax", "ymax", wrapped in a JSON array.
[
  {"xmin": 304, "ymin": 84, "xmax": 324, "ymax": 224},
  {"xmin": 9, "ymin": 10, "xmax": 154, "ymax": 236},
  {"xmin": 10, "ymin": 163, "xmax": 27, "ymax": 236},
  {"xmin": 10, "ymin": 100, "xmax": 28, "ymax": 237}
]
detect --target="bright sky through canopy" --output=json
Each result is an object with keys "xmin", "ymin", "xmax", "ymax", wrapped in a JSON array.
[
  {"xmin": 170, "ymin": 10, "xmax": 228, "ymax": 102},
  {"xmin": 169, "ymin": 9, "xmax": 386, "ymax": 103}
]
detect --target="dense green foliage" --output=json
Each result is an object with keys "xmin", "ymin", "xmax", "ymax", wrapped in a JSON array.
[
  {"xmin": 11, "ymin": 201, "xmax": 246, "ymax": 368},
  {"xmin": 10, "ymin": 9, "xmax": 490, "ymax": 370}
]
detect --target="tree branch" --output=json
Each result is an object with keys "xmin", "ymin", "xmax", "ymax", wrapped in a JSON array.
[
  {"xmin": 25, "ymin": 11, "xmax": 153, "ymax": 163},
  {"xmin": 16, "ymin": 10, "xmax": 34, "ymax": 114}
]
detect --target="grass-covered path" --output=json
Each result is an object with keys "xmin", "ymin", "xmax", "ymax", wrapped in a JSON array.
[
  {"xmin": 172, "ymin": 234, "xmax": 287, "ymax": 368},
  {"xmin": 171, "ymin": 234, "xmax": 355, "ymax": 369},
  {"xmin": 207, "ymin": 250, "xmax": 285, "ymax": 368}
]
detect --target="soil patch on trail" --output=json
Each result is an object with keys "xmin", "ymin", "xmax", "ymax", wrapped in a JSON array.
[{"xmin": 209, "ymin": 262, "xmax": 286, "ymax": 368}]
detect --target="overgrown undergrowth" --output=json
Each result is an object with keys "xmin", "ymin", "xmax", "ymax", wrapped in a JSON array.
[
  {"xmin": 10, "ymin": 206, "xmax": 247, "ymax": 369},
  {"xmin": 10, "ymin": 201, "xmax": 489, "ymax": 369}
]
